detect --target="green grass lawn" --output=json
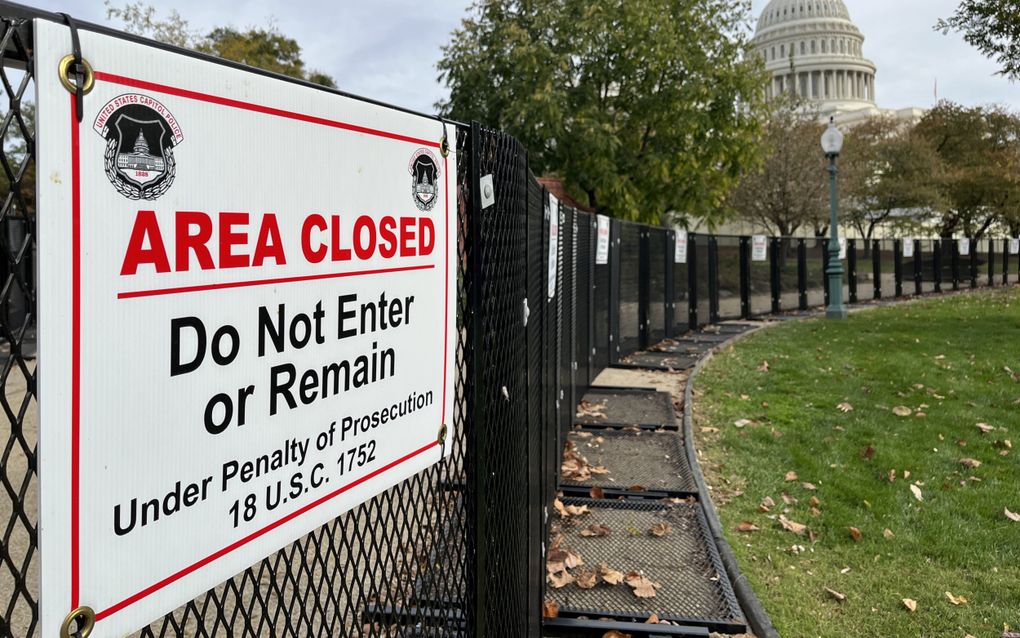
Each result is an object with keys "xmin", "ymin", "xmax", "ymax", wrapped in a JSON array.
[{"xmin": 695, "ymin": 288, "xmax": 1020, "ymax": 638}]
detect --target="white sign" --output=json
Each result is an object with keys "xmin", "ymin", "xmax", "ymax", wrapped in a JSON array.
[
  {"xmin": 36, "ymin": 21, "xmax": 457, "ymax": 637},
  {"xmin": 1010, "ymin": 239, "xmax": 1019, "ymax": 255},
  {"xmin": 674, "ymin": 229, "xmax": 688, "ymax": 264},
  {"xmin": 751, "ymin": 235, "xmax": 768, "ymax": 262},
  {"xmin": 838, "ymin": 237, "xmax": 847, "ymax": 260},
  {"xmin": 595, "ymin": 214, "xmax": 610, "ymax": 265},
  {"xmin": 902, "ymin": 239, "xmax": 914, "ymax": 258},
  {"xmin": 547, "ymin": 194, "xmax": 560, "ymax": 298},
  {"xmin": 959, "ymin": 238, "xmax": 970, "ymax": 256}
]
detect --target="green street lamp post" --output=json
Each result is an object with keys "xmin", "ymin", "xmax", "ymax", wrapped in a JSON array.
[{"xmin": 821, "ymin": 117, "xmax": 847, "ymax": 320}]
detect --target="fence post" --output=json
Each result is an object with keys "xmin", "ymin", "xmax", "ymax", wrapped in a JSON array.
[
  {"xmin": 797, "ymin": 239, "xmax": 808, "ymax": 310},
  {"xmin": 467, "ymin": 122, "xmax": 489, "ymax": 638},
  {"xmin": 988, "ymin": 239, "xmax": 995, "ymax": 286},
  {"xmin": 970, "ymin": 239, "xmax": 978, "ymax": 288},
  {"xmin": 952, "ymin": 240, "xmax": 960, "ymax": 290},
  {"xmin": 894, "ymin": 239, "xmax": 903, "ymax": 297},
  {"xmin": 739, "ymin": 236, "xmax": 751, "ymax": 319},
  {"xmin": 609, "ymin": 220, "xmax": 621, "ymax": 363},
  {"xmin": 665, "ymin": 231, "xmax": 675, "ymax": 338},
  {"xmin": 708, "ymin": 235, "xmax": 720, "ymax": 323},
  {"xmin": 688, "ymin": 235, "xmax": 699, "ymax": 329},
  {"xmin": 822, "ymin": 241, "xmax": 830, "ymax": 307},
  {"xmin": 933, "ymin": 240, "xmax": 942, "ymax": 293},
  {"xmin": 848, "ymin": 239, "xmax": 858, "ymax": 304},
  {"xmin": 872, "ymin": 240, "xmax": 882, "ymax": 299},
  {"xmin": 913, "ymin": 240, "xmax": 923, "ymax": 295},
  {"xmin": 770, "ymin": 237, "xmax": 781, "ymax": 314},
  {"xmin": 1003, "ymin": 239, "xmax": 1009, "ymax": 285},
  {"xmin": 638, "ymin": 228, "xmax": 650, "ymax": 350}
]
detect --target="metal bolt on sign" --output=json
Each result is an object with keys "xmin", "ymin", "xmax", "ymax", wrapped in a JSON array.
[{"xmin": 60, "ymin": 606, "xmax": 95, "ymax": 638}]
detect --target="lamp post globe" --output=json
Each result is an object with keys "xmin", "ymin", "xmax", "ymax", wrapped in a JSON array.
[{"xmin": 823, "ymin": 117, "xmax": 847, "ymax": 320}]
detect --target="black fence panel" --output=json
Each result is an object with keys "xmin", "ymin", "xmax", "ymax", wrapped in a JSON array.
[
  {"xmin": 805, "ymin": 238, "xmax": 827, "ymax": 309},
  {"xmin": 672, "ymin": 232, "xmax": 690, "ymax": 334},
  {"xmin": 593, "ymin": 231, "xmax": 611, "ymax": 374},
  {"xmin": 576, "ymin": 212, "xmax": 594, "ymax": 396},
  {"xmin": 694, "ymin": 235, "xmax": 711, "ymax": 326},
  {"xmin": 714, "ymin": 236, "xmax": 741, "ymax": 320},
  {"xmin": 748, "ymin": 238, "xmax": 772, "ymax": 316},
  {"xmin": 647, "ymin": 228, "xmax": 668, "ymax": 345},
  {"xmin": 618, "ymin": 224, "xmax": 642, "ymax": 357}
]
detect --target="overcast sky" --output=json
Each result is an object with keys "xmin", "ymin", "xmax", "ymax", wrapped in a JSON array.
[{"xmin": 29, "ymin": 0, "xmax": 1019, "ymax": 114}]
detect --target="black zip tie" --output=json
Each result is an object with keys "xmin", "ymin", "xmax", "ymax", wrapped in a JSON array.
[{"xmin": 58, "ymin": 12, "xmax": 85, "ymax": 123}]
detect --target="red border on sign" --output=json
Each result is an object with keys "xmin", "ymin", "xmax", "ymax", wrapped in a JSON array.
[{"xmin": 68, "ymin": 73, "xmax": 451, "ymax": 621}]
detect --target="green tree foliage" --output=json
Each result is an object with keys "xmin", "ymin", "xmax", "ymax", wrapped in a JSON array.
[
  {"xmin": 937, "ymin": 0, "xmax": 1020, "ymax": 81},
  {"xmin": 437, "ymin": 0, "xmax": 769, "ymax": 224},
  {"xmin": 106, "ymin": 2, "xmax": 336, "ymax": 87},
  {"xmin": 915, "ymin": 101, "xmax": 1020, "ymax": 237},
  {"xmin": 840, "ymin": 116, "xmax": 944, "ymax": 241},
  {"xmin": 725, "ymin": 101, "xmax": 826, "ymax": 237}
]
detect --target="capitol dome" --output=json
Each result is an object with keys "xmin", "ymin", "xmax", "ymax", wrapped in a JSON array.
[{"xmin": 751, "ymin": 0, "xmax": 877, "ymax": 114}]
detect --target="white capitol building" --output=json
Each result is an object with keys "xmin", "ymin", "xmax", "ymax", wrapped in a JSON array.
[{"xmin": 751, "ymin": 0, "xmax": 925, "ymax": 125}]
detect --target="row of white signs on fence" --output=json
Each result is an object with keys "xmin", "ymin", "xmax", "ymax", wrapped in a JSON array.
[{"xmin": 36, "ymin": 19, "xmax": 457, "ymax": 638}]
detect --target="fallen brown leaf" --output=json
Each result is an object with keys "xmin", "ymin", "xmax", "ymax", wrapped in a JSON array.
[
  {"xmin": 802, "ymin": 482, "xmax": 818, "ymax": 491},
  {"xmin": 862, "ymin": 445, "xmax": 876, "ymax": 460},
  {"xmin": 548, "ymin": 570, "xmax": 573, "ymax": 589},
  {"xmin": 542, "ymin": 598, "xmax": 559, "ymax": 618},
  {"xmin": 837, "ymin": 402, "xmax": 853, "ymax": 413},
  {"xmin": 959, "ymin": 458, "xmax": 982, "ymax": 469},
  {"xmin": 825, "ymin": 587, "xmax": 847, "ymax": 602},
  {"xmin": 737, "ymin": 521, "xmax": 760, "ymax": 532},
  {"xmin": 910, "ymin": 484, "xmax": 923, "ymax": 501},
  {"xmin": 892, "ymin": 405, "xmax": 912, "ymax": 417},
  {"xmin": 649, "ymin": 522, "xmax": 672, "ymax": 537},
  {"xmin": 598, "ymin": 564, "xmax": 625, "ymax": 585},
  {"xmin": 644, "ymin": 613, "xmax": 660, "ymax": 624},
  {"xmin": 883, "ymin": 528, "xmax": 895, "ymax": 539},
  {"xmin": 902, "ymin": 598, "xmax": 917, "ymax": 612},
  {"xmin": 779, "ymin": 514, "xmax": 807, "ymax": 535},
  {"xmin": 624, "ymin": 572, "xmax": 660, "ymax": 598},
  {"xmin": 601, "ymin": 631, "xmax": 632, "ymax": 638},
  {"xmin": 580, "ymin": 523, "xmax": 611, "ymax": 538},
  {"xmin": 784, "ymin": 470, "xmax": 798, "ymax": 481},
  {"xmin": 1005, "ymin": 508, "xmax": 1020, "ymax": 522},
  {"xmin": 757, "ymin": 360, "xmax": 770, "ymax": 372},
  {"xmin": 849, "ymin": 526, "xmax": 862, "ymax": 542},
  {"xmin": 575, "ymin": 568, "xmax": 598, "ymax": 589},
  {"xmin": 976, "ymin": 423, "xmax": 995, "ymax": 434},
  {"xmin": 945, "ymin": 591, "xmax": 968, "ymax": 605},
  {"xmin": 589, "ymin": 486, "xmax": 605, "ymax": 499}
]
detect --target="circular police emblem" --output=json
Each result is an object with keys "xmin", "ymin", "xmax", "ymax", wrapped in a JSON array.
[
  {"xmin": 408, "ymin": 148, "xmax": 440, "ymax": 212},
  {"xmin": 93, "ymin": 94, "xmax": 184, "ymax": 200}
]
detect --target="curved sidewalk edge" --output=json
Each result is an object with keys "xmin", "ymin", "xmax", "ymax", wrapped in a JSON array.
[{"xmin": 682, "ymin": 326, "xmax": 782, "ymax": 638}]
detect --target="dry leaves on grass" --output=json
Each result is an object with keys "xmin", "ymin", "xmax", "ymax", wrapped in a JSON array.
[
  {"xmin": 784, "ymin": 470, "xmax": 798, "ymax": 481},
  {"xmin": 976, "ymin": 423, "xmax": 996, "ymax": 434},
  {"xmin": 757, "ymin": 360, "xmax": 770, "ymax": 372},
  {"xmin": 910, "ymin": 484, "xmax": 924, "ymax": 501},
  {"xmin": 960, "ymin": 458, "xmax": 982, "ymax": 468},
  {"xmin": 649, "ymin": 522, "xmax": 672, "ymax": 537},
  {"xmin": 759, "ymin": 496, "xmax": 775, "ymax": 512},
  {"xmin": 779, "ymin": 515, "xmax": 807, "ymax": 535},
  {"xmin": 802, "ymin": 482, "xmax": 818, "ymax": 491},
  {"xmin": 624, "ymin": 572, "xmax": 661, "ymax": 598},
  {"xmin": 837, "ymin": 402, "xmax": 854, "ymax": 413},
  {"xmin": 945, "ymin": 591, "xmax": 968, "ymax": 605},
  {"xmin": 1005, "ymin": 508, "xmax": 1020, "ymax": 522},
  {"xmin": 825, "ymin": 587, "xmax": 847, "ymax": 602},
  {"xmin": 883, "ymin": 528, "xmax": 895, "ymax": 539},
  {"xmin": 892, "ymin": 405, "xmax": 912, "ymax": 417},
  {"xmin": 848, "ymin": 527, "xmax": 862, "ymax": 542},
  {"xmin": 738, "ymin": 521, "xmax": 760, "ymax": 532},
  {"xmin": 902, "ymin": 598, "xmax": 918, "ymax": 612}
]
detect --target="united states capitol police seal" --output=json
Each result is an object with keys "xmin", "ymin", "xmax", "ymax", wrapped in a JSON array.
[
  {"xmin": 93, "ymin": 94, "xmax": 184, "ymax": 200},
  {"xmin": 408, "ymin": 148, "xmax": 440, "ymax": 212}
]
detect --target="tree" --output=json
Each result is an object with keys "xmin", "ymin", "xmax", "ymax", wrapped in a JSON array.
[
  {"xmin": 437, "ymin": 0, "xmax": 769, "ymax": 224},
  {"xmin": 936, "ymin": 1, "xmax": 1020, "ymax": 81},
  {"xmin": 840, "ymin": 116, "xmax": 944, "ymax": 242},
  {"xmin": 725, "ymin": 102, "xmax": 827, "ymax": 237},
  {"xmin": 915, "ymin": 101, "xmax": 1020, "ymax": 237},
  {"xmin": 106, "ymin": 2, "xmax": 336, "ymax": 87}
]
